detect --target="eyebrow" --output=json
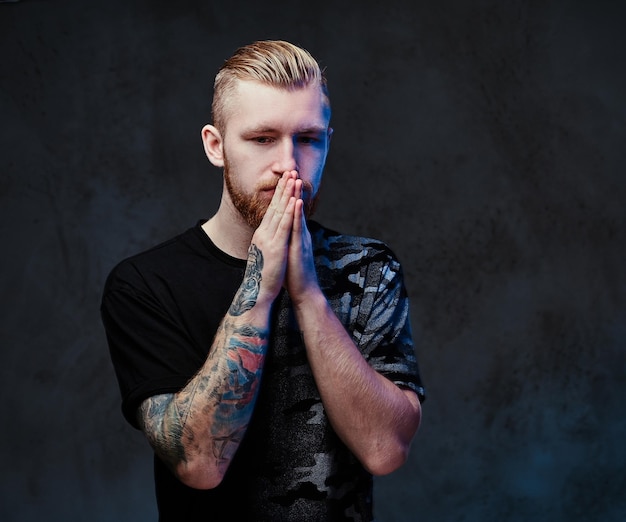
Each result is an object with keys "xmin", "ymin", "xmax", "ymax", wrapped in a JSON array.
[
  {"xmin": 297, "ymin": 126, "xmax": 328, "ymax": 135},
  {"xmin": 241, "ymin": 124, "xmax": 328, "ymax": 136}
]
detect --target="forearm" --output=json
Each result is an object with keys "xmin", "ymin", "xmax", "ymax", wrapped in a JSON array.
[
  {"xmin": 139, "ymin": 307, "xmax": 271, "ymax": 489},
  {"xmin": 139, "ymin": 240, "xmax": 277, "ymax": 489},
  {"xmin": 138, "ymin": 174, "xmax": 300, "ymax": 488},
  {"xmin": 294, "ymin": 289, "xmax": 421, "ymax": 476}
]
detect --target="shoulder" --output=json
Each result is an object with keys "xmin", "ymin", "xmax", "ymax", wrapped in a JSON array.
[
  {"xmin": 103, "ymin": 224, "xmax": 208, "ymax": 296},
  {"xmin": 309, "ymin": 220, "xmax": 401, "ymax": 270},
  {"xmin": 105, "ymin": 235, "xmax": 181, "ymax": 288}
]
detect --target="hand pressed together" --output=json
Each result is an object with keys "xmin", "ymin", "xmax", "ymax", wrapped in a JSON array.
[
  {"xmin": 285, "ymin": 179, "xmax": 320, "ymax": 305},
  {"xmin": 249, "ymin": 170, "xmax": 320, "ymax": 306}
]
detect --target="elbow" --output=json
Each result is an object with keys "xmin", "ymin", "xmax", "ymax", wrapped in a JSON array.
[
  {"xmin": 362, "ymin": 439, "xmax": 411, "ymax": 476},
  {"xmin": 173, "ymin": 457, "xmax": 226, "ymax": 490},
  {"xmin": 365, "ymin": 400, "xmax": 422, "ymax": 476}
]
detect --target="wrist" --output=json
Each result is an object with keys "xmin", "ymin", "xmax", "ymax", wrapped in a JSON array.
[{"xmin": 290, "ymin": 283, "xmax": 326, "ymax": 312}]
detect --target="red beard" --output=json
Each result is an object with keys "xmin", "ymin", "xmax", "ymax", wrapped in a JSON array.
[{"xmin": 224, "ymin": 159, "xmax": 318, "ymax": 229}]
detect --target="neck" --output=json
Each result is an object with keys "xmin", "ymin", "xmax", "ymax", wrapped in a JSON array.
[{"xmin": 202, "ymin": 198, "xmax": 255, "ymax": 260}]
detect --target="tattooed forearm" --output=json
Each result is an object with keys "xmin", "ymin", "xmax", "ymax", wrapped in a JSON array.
[
  {"xmin": 209, "ymin": 322, "xmax": 268, "ymax": 467},
  {"xmin": 229, "ymin": 244, "xmax": 263, "ymax": 316},
  {"xmin": 138, "ymin": 320, "xmax": 270, "ymax": 478},
  {"xmin": 139, "ymin": 394, "xmax": 187, "ymax": 467},
  {"xmin": 137, "ymin": 263, "xmax": 273, "ymax": 484}
]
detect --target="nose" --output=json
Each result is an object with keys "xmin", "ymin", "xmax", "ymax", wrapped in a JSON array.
[{"xmin": 272, "ymin": 138, "xmax": 298, "ymax": 174}]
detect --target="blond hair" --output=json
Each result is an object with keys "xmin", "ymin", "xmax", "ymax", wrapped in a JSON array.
[{"xmin": 211, "ymin": 40, "xmax": 330, "ymax": 133}]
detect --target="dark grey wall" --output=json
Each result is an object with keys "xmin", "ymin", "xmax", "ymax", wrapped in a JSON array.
[{"xmin": 1, "ymin": 1, "xmax": 625, "ymax": 521}]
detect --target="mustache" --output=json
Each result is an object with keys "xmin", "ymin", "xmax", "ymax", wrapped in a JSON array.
[{"xmin": 258, "ymin": 178, "xmax": 314, "ymax": 199}]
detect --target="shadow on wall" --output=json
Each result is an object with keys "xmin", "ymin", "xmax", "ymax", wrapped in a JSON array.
[{"xmin": 0, "ymin": 1, "xmax": 625, "ymax": 521}]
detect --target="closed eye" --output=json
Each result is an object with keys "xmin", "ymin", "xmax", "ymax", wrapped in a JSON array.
[
  {"xmin": 252, "ymin": 136, "xmax": 275, "ymax": 144},
  {"xmin": 297, "ymin": 133, "xmax": 326, "ymax": 146}
]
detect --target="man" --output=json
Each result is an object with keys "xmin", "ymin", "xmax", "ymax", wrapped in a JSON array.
[{"xmin": 101, "ymin": 40, "xmax": 426, "ymax": 521}]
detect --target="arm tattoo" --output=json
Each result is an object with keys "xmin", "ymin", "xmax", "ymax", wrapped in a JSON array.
[
  {"xmin": 208, "ymin": 322, "xmax": 268, "ymax": 467},
  {"xmin": 139, "ymin": 394, "xmax": 187, "ymax": 466},
  {"xmin": 138, "ymin": 320, "xmax": 270, "ymax": 474},
  {"xmin": 229, "ymin": 243, "xmax": 263, "ymax": 316},
  {"xmin": 138, "ymin": 244, "xmax": 270, "ymax": 474}
]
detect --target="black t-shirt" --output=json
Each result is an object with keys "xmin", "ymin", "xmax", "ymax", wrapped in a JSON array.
[{"xmin": 101, "ymin": 220, "xmax": 425, "ymax": 521}]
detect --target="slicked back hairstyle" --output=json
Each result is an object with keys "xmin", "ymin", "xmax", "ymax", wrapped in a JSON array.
[{"xmin": 211, "ymin": 40, "xmax": 330, "ymax": 133}]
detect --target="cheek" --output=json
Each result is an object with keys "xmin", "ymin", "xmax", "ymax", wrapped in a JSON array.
[
  {"xmin": 225, "ymin": 150, "xmax": 260, "ymax": 181},
  {"xmin": 307, "ymin": 153, "xmax": 327, "ymax": 188},
  {"xmin": 301, "ymin": 143, "xmax": 327, "ymax": 169},
  {"xmin": 241, "ymin": 149, "xmax": 275, "ymax": 174}
]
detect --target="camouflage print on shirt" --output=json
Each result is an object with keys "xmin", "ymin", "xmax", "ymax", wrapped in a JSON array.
[{"xmin": 224, "ymin": 222, "xmax": 424, "ymax": 521}]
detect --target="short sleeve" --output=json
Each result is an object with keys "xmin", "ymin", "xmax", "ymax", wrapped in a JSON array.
[
  {"xmin": 353, "ymin": 250, "xmax": 426, "ymax": 402},
  {"xmin": 101, "ymin": 265, "xmax": 203, "ymax": 428}
]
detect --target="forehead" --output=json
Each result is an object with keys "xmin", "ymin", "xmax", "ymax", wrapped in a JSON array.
[{"xmin": 224, "ymin": 80, "xmax": 331, "ymax": 133}]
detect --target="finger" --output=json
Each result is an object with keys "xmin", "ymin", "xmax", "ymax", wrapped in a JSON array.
[
  {"xmin": 274, "ymin": 173, "xmax": 289, "ymax": 201},
  {"xmin": 277, "ymin": 178, "xmax": 295, "ymax": 213},
  {"xmin": 260, "ymin": 177, "xmax": 283, "ymax": 226},
  {"xmin": 293, "ymin": 179, "xmax": 303, "ymax": 202},
  {"xmin": 268, "ymin": 174, "xmax": 289, "ymax": 213},
  {"xmin": 278, "ymin": 196, "xmax": 297, "ymax": 238},
  {"xmin": 261, "ymin": 173, "xmax": 292, "ymax": 229},
  {"xmin": 291, "ymin": 198, "xmax": 304, "ymax": 242},
  {"xmin": 267, "ymin": 178, "xmax": 296, "ymax": 234}
]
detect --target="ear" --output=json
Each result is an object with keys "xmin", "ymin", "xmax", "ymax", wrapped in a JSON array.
[
  {"xmin": 324, "ymin": 127, "xmax": 334, "ymax": 157},
  {"xmin": 201, "ymin": 124, "xmax": 225, "ymax": 167}
]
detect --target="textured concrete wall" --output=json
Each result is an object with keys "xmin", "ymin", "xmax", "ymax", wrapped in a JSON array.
[{"xmin": 1, "ymin": 1, "xmax": 624, "ymax": 520}]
